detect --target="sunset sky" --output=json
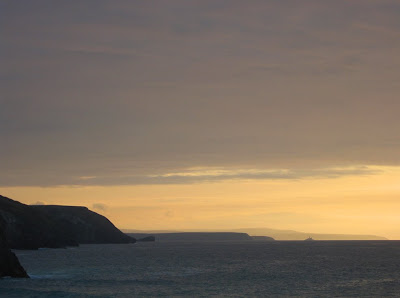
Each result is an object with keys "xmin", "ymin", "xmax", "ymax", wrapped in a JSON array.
[{"xmin": 2, "ymin": 1, "xmax": 400, "ymax": 239}]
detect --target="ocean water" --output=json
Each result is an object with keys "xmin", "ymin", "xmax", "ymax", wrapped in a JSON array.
[{"xmin": 1, "ymin": 241, "xmax": 400, "ymax": 297}]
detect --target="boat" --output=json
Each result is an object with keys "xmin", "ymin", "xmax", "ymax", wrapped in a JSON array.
[{"xmin": 304, "ymin": 237, "xmax": 314, "ymax": 241}]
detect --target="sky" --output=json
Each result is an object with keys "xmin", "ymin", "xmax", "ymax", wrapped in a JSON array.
[{"xmin": 1, "ymin": 0, "xmax": 400, "ymax": 239}]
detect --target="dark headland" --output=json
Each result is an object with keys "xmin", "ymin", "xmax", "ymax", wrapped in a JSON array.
[
  {"xmin": 125, "ymin": 228, "xmax": 387, "ymax": 241},
  {"xmin": 0, "ymin": 195, "xmax": 135, "ymax": 250},
  {"xmin": 0, "ymin": 195, "xmax": 135, "ymax": 278},
  {"xmin": 0, "ymin": 216, "xmax": 29, "ymax": 278}
]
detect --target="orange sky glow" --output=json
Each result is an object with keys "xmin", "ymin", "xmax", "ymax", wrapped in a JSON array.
[
  {"xmin": 2, "ymin": 1, "xmax": 400, "ymax": 239},
  {"xmin": 2, "ymin": 165, "xmax": 400, "ymax": 239}
]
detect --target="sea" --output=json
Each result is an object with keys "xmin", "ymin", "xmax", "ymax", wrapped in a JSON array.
[{"xmin": 1, "ymin": 240, "xmax": 400, "ymax": 297}]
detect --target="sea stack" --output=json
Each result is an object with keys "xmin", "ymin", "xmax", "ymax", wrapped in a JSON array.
[{"xmin": 0, "ymin": 215, "xmax": 29, "ymax": 278}]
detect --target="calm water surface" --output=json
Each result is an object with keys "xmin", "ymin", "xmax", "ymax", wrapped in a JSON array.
[{"xmin": 1, "ymin": 241, "xmax": 400, "ymax": 297}]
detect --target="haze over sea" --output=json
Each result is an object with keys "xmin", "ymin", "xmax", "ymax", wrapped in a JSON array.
[{"xmin": 1, "ymin": 241, "xmax": 400, "ymax": 297}]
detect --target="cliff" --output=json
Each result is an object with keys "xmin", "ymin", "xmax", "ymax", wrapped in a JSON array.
[
  {"xmin": 32, "ymin": 205, "xmax": 135, "ymax": 245},
  {"xmin": 0, "ymin": 215, "xmax": 29, "ymax": 278},
  {"xmin": 0, "ymin": 195, "xmax": 135, "ymax": 249}
]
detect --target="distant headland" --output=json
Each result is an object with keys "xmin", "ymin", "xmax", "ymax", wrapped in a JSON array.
[
  {"xmin": 0, "ymin": 194, "xmax": 389, "ymax": 278},
  {"xmin": 127, "ymin": 232, "xmax": 274, "ymax": 242},
  {"xmin": 124, "ymin": 228, "xmax": 387, "ymax": 241}
]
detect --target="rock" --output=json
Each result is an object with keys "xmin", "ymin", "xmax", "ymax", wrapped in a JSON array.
[
  {"xmin": 0, "ymin": 216, "xmax": 29, "ymax": 278},
  {"xmin": 0, "ymin": 247, "xmax": 29, "ymax": 278}
]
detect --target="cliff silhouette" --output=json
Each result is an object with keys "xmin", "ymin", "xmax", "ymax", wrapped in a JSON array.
[
  {"xmin": 0, "ymin": 195, "xmax": 135, "ymax": 250},
  {"xmin": 0, "ymin": 215, "xmax": 29, "ymax": 278}
]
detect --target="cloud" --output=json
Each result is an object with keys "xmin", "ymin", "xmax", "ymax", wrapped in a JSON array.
[
  {"xmin": 31, "ymin": 201, "xmax": 46, "ymax": 205},
  {"xmin": 1, "ymin": 1, "xmax": 400, "ymax": 187},
  {"xmin": 165, "ymin": 210, "xmax": 174, "ymax": 218},
  {"xmin": 143, "ymin": 166, "xmax": 381, "ymax": 184},
  {"xmin": 0, "ymin": 165, "xmax": 382, "ymax": 187},
  {"xmin": 92, "ymin": 203, "xmax": 108, "ymax": 212}
]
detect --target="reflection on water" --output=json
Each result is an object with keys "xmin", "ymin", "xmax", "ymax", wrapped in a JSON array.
[{"xmin": 1, "ymin": 241, "xmax": 399, "ymax": 297}]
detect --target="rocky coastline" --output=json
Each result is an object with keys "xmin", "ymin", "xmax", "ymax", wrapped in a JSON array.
[{"xmin": 0, "ymin": 195, "xmax": 136, "ymax": 278}]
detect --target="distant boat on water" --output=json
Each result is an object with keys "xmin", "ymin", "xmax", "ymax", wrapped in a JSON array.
[{"xmin": 304, "ymin": 237, "xmax": 314, "ymax": 241}]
